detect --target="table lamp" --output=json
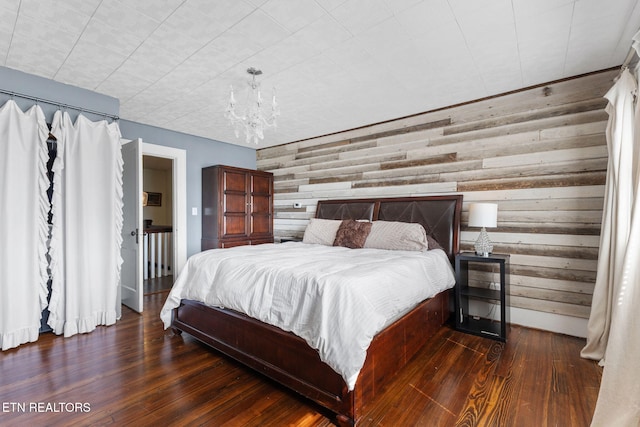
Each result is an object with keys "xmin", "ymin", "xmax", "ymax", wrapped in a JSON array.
[{"xmin": 468, "ymin": 203, "xmax": 498, "ymax": 256}]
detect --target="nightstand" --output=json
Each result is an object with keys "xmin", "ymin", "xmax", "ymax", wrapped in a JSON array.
[
  {"xmin": 279, "ymin": 238, "xmax": 302, "ymax": 243},
  {"xmin": 454, "ymin": 252, "xmax": 510, "ymax": 342}
]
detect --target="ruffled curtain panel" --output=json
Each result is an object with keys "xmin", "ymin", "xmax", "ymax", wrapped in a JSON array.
[
  {"xmin": 0, "ymin": 100, "xmax": 50, "ymax": 350},
  {"xmin": 48, "ymin": 111, "xmax": 123, "ymax": 337},
  {"xmin": 0, "ymin": 100, "xmax": 123, "ymax": 350}
]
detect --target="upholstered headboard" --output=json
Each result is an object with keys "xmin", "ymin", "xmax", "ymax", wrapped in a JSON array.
[{"xmin": 315, "ymin": 195, "xmax": 463, "ymax": 263}]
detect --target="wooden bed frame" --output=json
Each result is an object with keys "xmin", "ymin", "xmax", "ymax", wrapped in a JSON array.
[{"xmin": 171, "ymin": 195, "xmax": 463, "ymax": 425}]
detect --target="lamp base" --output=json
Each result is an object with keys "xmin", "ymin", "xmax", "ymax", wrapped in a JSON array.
[
  {"xmin": 475, "ymin": 251, "xmax": 491, "ymax": 257},
  {"xmin": 474, "ymin": 227, "xmax": 493, "ymax": 257}
]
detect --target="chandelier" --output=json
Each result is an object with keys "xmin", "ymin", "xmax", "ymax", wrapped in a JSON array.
[{"xmin": 224, "ymin": 67, "xmax": 280, "ymax": 145}]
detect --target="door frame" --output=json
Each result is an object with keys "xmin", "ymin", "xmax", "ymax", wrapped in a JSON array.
[{"xmin": 142, "ymin": 142, "xmax": 187, "ymax": 279}]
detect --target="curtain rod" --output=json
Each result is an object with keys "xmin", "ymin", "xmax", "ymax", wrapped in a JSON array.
[
  {"xmin": 621, "ymin": 46, "xmax": 639, "ymax": 70},
  {"xmin": 0, "ymin": 88, "xmax": 119, "ymax": 121}
]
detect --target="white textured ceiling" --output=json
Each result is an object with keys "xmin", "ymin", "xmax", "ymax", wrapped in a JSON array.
[{"xmin": 1, "ymin": 0, "xmax": 639, "ymax": 148}]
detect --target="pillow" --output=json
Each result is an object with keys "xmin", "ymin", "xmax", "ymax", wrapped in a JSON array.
[
  {"xmin": 426, "ymin": 235, "xmax": 444, "ymax": 251},
  {"xmin": 302, "ymin": 218, "xmax": 342, "ymax": 245},
  {"xmin": 364, "ymin": 221, "xmax": 431, "ymax": 251},
  {"xmin": 333, "ymin": 220, "xmax": 372, "ymax": 249}
]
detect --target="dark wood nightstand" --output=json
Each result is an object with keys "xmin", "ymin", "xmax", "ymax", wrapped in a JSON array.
[{"xmin": 454, "ymin": 252, "xmax": 510, "ymax": 342}]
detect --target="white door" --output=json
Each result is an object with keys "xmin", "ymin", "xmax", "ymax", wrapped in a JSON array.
[{"xmin": 121, "ymin": 138, "xmax": 143, "ymax": 313}]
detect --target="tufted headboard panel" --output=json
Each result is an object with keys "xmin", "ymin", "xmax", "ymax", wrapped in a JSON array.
[
  {"xmin": 315, "ymin": 201, "xmax": 376, "ymax": 222},
  {"xmin": 315, "ymin": 195, "xmax": 462, "ymax": 263}
]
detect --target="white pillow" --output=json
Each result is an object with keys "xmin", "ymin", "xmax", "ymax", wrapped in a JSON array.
[
  {"xmin": 302, "ymin": 218, "xmax": 342, "ymax": 245},
  {"xmin": 364, "ymin": 221, "xmax": 429, "ymax": 251}
]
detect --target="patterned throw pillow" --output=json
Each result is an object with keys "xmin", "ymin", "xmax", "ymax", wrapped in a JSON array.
[{"xmin": 333, "ymin": 220, "xmax": 372, "ymax": 249}]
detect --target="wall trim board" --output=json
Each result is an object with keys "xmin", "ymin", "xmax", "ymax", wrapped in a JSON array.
[{"xmin": 510, "ymin": 306, "xmax": 589, "ymax": 338}]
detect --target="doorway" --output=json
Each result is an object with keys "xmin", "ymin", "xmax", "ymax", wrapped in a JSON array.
[
  {"xmin": 141, "ymin": 143, "xmax": 187, "ymax": 307},
  {"xmin": 142, "ymin": 155, "xmax": 174, "ymax": 295}
]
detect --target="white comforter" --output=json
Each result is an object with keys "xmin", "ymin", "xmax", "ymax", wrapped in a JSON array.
[{"xmin": 160, "ymin": 242, "xmax": 455, "ymax": 390}]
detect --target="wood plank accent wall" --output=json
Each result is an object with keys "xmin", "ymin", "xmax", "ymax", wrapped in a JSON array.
[{"xmin": 256, "ymin": 69, "xmax": 616, "ymax": 323}]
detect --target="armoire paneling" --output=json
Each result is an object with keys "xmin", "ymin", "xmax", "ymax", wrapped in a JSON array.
[
  {"xmin": 256, "ymin": 68, "xmax": 617, "ymax": 328},
  {"xmin": 201, "ymin": 165, "xmax": 274, "ymax": 250}
]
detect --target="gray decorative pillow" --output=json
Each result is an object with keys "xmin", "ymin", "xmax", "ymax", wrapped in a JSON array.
[
  {"xmin": 302, "ymin": 218, "xmax": 342, "ymax": 245},
  {"xmin": 333, "ymin": 220, "xmax": 372, "ymax": 249}
]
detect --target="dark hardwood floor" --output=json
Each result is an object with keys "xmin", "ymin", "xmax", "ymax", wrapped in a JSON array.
[
  {"xmin": 143, "ymin": 275, "xmax": 174, "ymax": 295},
  {"xmin": 0, "ymin": 291, "xmax": 601, "ymax": 426}
]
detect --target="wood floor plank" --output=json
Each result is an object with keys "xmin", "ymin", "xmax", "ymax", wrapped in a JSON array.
[
  {"xmin": 453, "ymin": 340, "xmax": 504, "ymax": 426},
  {"xmin": 549, "ymin": 332, "xmax": 601, "ymax": 426},
  {"xmin": 0, "ymin": 291, "xmax": 601, "ymax": 426}
]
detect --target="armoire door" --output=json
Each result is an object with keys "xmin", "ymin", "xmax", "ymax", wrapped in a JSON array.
[
  {"xmin": 249, "ymin": 172, "xmax": 273, "ymax": 239},
  {"xmin": 202, "ymin": 165, "xmax": 274, "ymax": 250},
  {"xmin": 221, "ymin": 167, "xmax": 249, "ymax": 240}
]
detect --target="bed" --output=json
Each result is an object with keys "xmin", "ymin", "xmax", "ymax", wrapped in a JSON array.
[{"xmin": 162, "ymin": 195, "xmax": 462, "ymax": 426}]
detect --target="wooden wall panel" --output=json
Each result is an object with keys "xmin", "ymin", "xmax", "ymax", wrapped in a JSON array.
[{"xmin": 257, "ymin": 69, "xmax": 617, "ymax": 323}]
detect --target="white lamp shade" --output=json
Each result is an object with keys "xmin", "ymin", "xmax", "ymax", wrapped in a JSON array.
[{"xmin": 468, "ymin": 203, "xmax": 498, "ymax": 228}]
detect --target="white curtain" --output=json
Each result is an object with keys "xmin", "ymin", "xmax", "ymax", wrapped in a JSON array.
[
  {"xmin": 0, "ymin": 100, "xmax": 50, "ymax": 350},
  {"xmin": 581, "ymin": 64, "xmax": 640, "ymax": 425},
  {"xmin": 48, "ymin": 111, "xmax": 123, "ymax": 337}
]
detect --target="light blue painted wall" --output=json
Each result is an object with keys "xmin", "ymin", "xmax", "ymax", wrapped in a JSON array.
[
  {"xmin": 0, "ymin": 66, "xmax": 119, "ymax": 122},
  {"xmin": 118, "ymin": 120, "xmax": 256, "ymax": 256},
  {"xmin": 0, "ymin": 66, "xmax": 257, "ymax": 257}
]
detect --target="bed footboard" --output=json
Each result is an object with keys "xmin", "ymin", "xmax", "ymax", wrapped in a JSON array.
[{"xmin": 171, "ymin": 290, "xmax": 450, "ymax": 425}]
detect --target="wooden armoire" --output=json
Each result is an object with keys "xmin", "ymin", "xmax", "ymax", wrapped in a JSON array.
[{"xmin": 201, "ymin": 165, "xmax": 274, "ymax": 250}]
